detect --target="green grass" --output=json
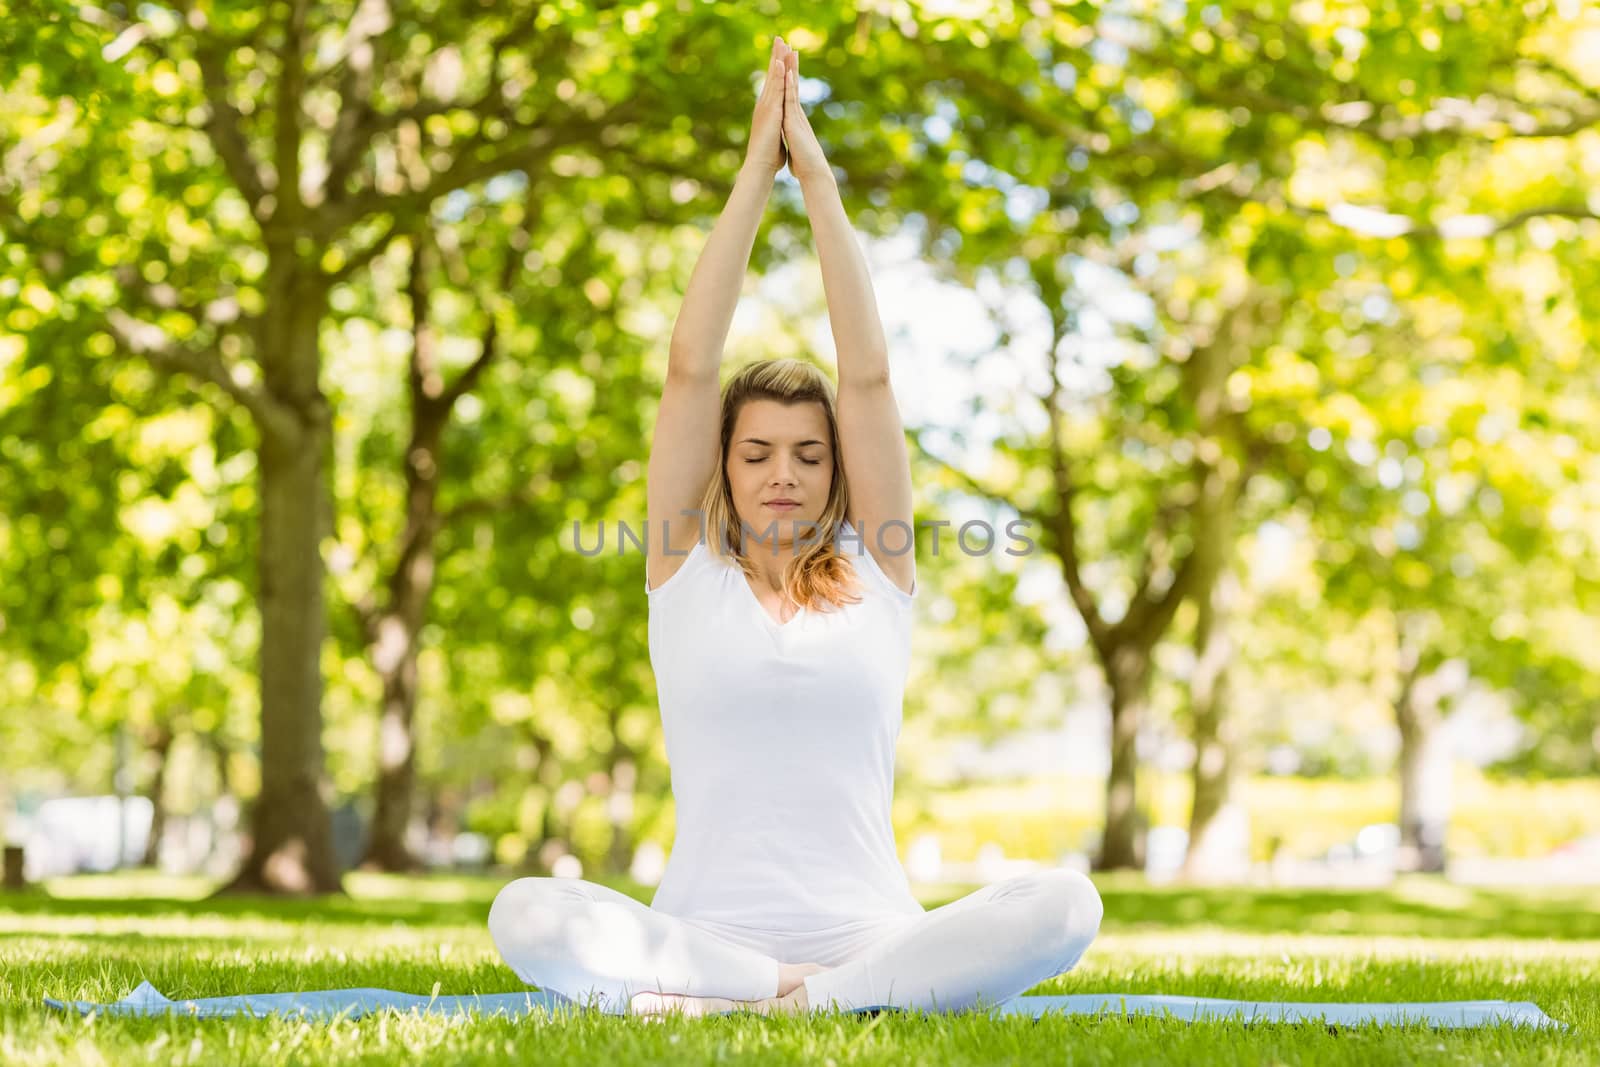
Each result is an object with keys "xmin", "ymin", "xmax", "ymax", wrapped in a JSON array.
[{"xmin": 3, "ymin": 870, "xmax": 1597, "ymax": 1065}]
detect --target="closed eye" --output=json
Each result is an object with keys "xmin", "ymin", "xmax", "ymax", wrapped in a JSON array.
[{"xmin": 745, "ymin": 458, "xmax": 822, "ymax": 465}]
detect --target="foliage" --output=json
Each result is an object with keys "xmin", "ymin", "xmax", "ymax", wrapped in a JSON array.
[{"xmin": 3, "ymin": 0, "xmax": 1599, "ymax": 880}]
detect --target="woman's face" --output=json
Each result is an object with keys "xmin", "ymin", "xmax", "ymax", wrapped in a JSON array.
[{"xmin": 726, "ymin": 398, "xmax": 834, "ymax": 550}]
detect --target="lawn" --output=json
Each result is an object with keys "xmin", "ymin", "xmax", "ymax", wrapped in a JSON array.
[{"xmin": 3, "ymin": 870, "xmax": 1596, "ymax": 1065}]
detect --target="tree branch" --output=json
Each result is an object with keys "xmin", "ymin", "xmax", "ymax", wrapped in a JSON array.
[
  {"xmin": 904, "ymin": 425, "xmax": 1026, "ymax": 516},
  {"xmin": 1108, "ymin": 9, "xmax": 1600, "ymax": 145},
  {"xmin": 317, "ymin": 105, "xmax": 625, "ymax": 237},
  {"xmin": 437, "ymin": 488, "xmax": 538, "ymax": 530},
  {"xmin": 323, "ymin": 0, "xmax": 397, "ymax": 190},
  {"xmin": 1039, "ymin": 315, "xmax": 1112, "ymax": 657},
  {"xmin": 324, "ymin": 3, "xmax": 557, "ymax": 199},
  {"xmin": 193, "ymin": 40, "xmax": 270, "ymax": 211},
  {"xmin": 1180, "ymin": 173, "xmax": 1600, "ymax": 242},
  {"xmin": 1116, "ymin": 287, "xmax": 1258, "ymax": 649},
  {"xmin": 346, "ymin": 585, "xmax": 381, "ymax": 647},
  {"xmin": 1522, "ymin": 56, "xmax": 1600, "ymax": 105},
  {"xmin": 324, "ymin": 216, "xmax": 407, "ymax": 286},
  {"xmin": 1367, "ymin": 203, "xmax": 1600, "ymax": 240},
  {"xmin": 107, "ymin": 309, "xmax": 299, "ymax": 440},
  {"xmin": 110, "ymin": 263, "xmax": 254, "ymax": 333},
  {"xmin": 404, "ymin": 231, "xmax": 444, "ymax": 414},
  {"xmin": 909, "ymin": 33, "xmax": 1211, "ymax": 174},
  {"xmin": 1176, "ymin": 74, "xmax": 1600, "ymax": 143},
  {"xmin": 433, "ymin": 445, "xmax": 587, "ymax": 558},
  {"xmin": 440, "ymin": 234, "xmax": 521, "ymax": 409},
  {"xmin": 1115, "ymin": 540, "xmax": 1208, "ymax": 651},
  {"xmin": 274, "ymin": 0, "xmax": 312, "ymax": 216}
]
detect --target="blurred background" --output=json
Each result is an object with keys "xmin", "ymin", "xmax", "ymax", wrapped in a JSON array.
[{"xmin": 1, "ymin": 0, "xmax": 1597, "ymax": 900}]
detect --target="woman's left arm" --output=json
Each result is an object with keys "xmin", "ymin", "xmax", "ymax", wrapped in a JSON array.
[
  {"xmin": 801, "ymin": 172, "xmax": 892, "ymax": 385},
  {"xmin": 784, "ymin": 61, "xmax": 915, "ymax": 596}
]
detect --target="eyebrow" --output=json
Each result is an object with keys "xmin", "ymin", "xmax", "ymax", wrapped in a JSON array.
[{"xmin": 737, "ymin": 438, "xmax": 828, "ymax": 447}]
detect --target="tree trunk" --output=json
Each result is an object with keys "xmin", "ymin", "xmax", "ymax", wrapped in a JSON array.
[
  {"xmin": 532, "ymin": 792, "xmax": 576, "ymax": 876},
  {"xmin": 214, "ymin": 263, "xmax": 342, "ymax": 898},
  {"xmin": 1172, "ymin": 316, "xmax": 1250, "ymax": 882},
  {"xmin": 362, "ymin": 662, "xmax": 427, "ymax": 872},
  {"xmin": 1395, "ymin": 633, "xmax": 1451, "ymax": 874},
  {"xmin": 1180, "ymin": 569, "xmax": 1247, "ymax": 882},
  {"xmin": 141, "ymin": 723, "xmax": 175, "ymax": 868},
  {"xmin": 360, "ymin": 237, "xmax": 505, "ymax": 873},
  {"xmin": 604, "ymin": 756, "xmax": 638, "ymax": 877},
  {"xmin": 202, "ymin": 729, "xmax": 233, "ymax": 866},
  {"xmin": 360, "ymin": 418, "xmax": 444, "ymax": 873},
  {"xmin": 1098, "ymin": 647, "xmax": 1150, "ymax": 871},
  {"xmin": 513, "ymin": 734, "xmax": 571, "ymax": 876}
]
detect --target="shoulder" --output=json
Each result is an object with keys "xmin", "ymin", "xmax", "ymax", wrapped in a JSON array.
[
  {"xmin": 837, "ymin": 521, "xmax": 916, "ymax": 609},
  {"xmin": 645, "ymin": 537, "xmax": 710, "ymax": 599}
]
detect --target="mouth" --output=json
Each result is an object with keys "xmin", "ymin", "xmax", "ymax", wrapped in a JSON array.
[{"xmin": 765, "ymin": 501, "xmax": 801, "ymax": 510}]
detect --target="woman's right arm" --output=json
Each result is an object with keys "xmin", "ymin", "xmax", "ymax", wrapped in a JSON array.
[
  {"xmin": 647, "ymin": 164, "xmax": 775, "ymax": 585},
  {"xmin": 647, "ymin": 43, "xmax": 790, "ymax": 587},
  {"xmin": 665, "ymin": 39, "xmax": 790, "ymax": 378},
  {"xmin": 664, "ymin": 162, "xmax": 778, "ymax": 379}
]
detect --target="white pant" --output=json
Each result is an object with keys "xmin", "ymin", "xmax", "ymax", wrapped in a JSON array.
[{"xmin": 487, "ymin": 868, "xmax": 1103, "ymax": 1015}]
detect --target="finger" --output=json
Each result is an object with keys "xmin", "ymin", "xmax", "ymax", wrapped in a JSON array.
[{"xmin": 760, "ymin": 55, "xmax": 780, "ymax": 104}]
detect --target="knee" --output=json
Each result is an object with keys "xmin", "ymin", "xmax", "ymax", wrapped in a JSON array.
[
  {"xmin": 487, "ymin": 876, "xmax": 560, "ymax": 950},
  {"xmin": 1036, "ymin": 869, "xmax": 1103, "ymax": 951}
]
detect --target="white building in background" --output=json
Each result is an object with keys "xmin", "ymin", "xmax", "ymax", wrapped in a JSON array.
[{"xmin": 14, "ymin": 796, "xmax": 151, "ymax": 880}]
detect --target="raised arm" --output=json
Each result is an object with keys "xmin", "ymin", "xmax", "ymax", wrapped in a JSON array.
[
  {"xmin": 781, "ymin": 54, "xmax": 916, "ymax": 597},
  {"xmin": 647, "ymin": 40, "xmax": 791, "ymax": 588}
]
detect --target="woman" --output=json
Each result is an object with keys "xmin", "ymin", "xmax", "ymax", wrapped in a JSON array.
[{"xmin": 488, "ymin": 37, "xmax": 1103, "ymax": 1018}]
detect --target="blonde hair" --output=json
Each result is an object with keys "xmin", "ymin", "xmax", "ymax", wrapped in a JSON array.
[{"xmin": 699, "ymin": 358, "xmax": 865, "ymax": 614}]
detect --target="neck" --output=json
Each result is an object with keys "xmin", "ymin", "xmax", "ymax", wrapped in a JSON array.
[{"xmin": 747, "ymin": 545, "xmax": 790, "ymax": 592}]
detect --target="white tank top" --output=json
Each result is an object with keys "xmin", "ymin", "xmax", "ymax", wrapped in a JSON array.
[{"xmin": 644, "ymin": 520, "xmax": 925, "ymax": 933}]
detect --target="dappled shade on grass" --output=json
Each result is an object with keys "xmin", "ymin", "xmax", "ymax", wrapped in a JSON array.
[
  {"xmin": 4, "ymin": 872, "xmax": 1596, "ymax": 1066},
  {"xmin": 7, "ymin": 871, "xmax": 1600, "ymax": 941}
]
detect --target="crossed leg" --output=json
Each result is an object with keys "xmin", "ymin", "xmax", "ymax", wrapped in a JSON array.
[
  {"xmin": 487, "ymin": 875, "xmax": 793, "ymax": 1015},
  {"xmin": 799, "ymin": 869, "xmax": 1104, "ymax": 1014},
  {"xmin": 487, "ymin": 868, "xmax": 1103, "ymax": 1018}
]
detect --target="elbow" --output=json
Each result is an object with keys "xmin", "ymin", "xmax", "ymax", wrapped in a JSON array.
[
  {"xmin": 839, "ymin": 364, "xmax": 891, "ymax": 390},
  {"xmin": 665, "ymin": 351, "xmax": 721, "ymax": 384}
]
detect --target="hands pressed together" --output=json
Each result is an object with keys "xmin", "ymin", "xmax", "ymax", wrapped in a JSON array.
[{"xmin": 746, "ymin": 36, "xmax": 830, "ymax": 185}]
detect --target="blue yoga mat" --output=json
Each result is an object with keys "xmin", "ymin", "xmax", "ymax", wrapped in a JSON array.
[{"xmin": 43, "ymin": 980, "xmax": 1565, "ymax": 1029}]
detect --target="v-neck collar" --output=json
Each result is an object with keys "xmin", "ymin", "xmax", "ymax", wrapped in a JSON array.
[
  {"xmin": 733, "ymin": 521, "xmax": 870, "ymax": 631},
  {"xmin": 739, "ymin": 571, "xmax": 805, "ymax": 631}
]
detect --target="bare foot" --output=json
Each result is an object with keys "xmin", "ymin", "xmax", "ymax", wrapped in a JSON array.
[
  {"xmin": 777, "ymin": 961, "xmax": 829, "ymax": 998},
  {"xmin": 630, "ymin": 991, "xmax": 744, "ymax": 1018},
  {"xmin": 629, "ymin": 983, "xmax": 812, "ymax": 1019},
  {"xmin": 754, "ymin": 983, "xmax": 810, "ymax": 1015}
]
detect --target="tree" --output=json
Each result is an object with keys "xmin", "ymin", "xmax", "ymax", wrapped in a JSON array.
[{"xmin": 2, "ymin": 1, "xmax": 830, "ymax": 892}]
